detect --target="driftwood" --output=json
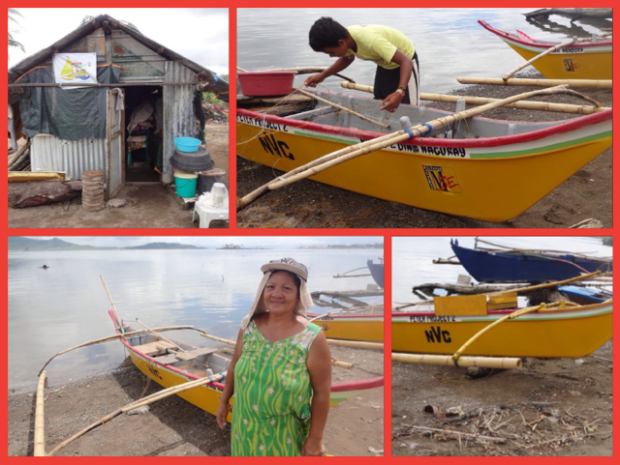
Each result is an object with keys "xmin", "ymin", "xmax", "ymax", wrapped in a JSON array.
[
  {"xmin": 8, "ymin": 141, "xmax": 30, "ymax": 166},
  {"xmin": 399, "ymin": 424, "xmax": 507, "ymax": 443},
  {"xmin": 8, "ymin": 180, "xmax": 82, "ymax": 208},
  {"xmin": 524, "ymin": 8, "xmax": 612, "ymax": 19}
]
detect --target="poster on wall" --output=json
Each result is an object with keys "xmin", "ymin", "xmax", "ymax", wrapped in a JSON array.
[{"xmin": 52, "ymin": 53, "xmax": 98, "ymax": 89}]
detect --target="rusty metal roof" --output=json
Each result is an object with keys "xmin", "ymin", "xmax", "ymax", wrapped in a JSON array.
[{"xmin": 9, "ymin": 14, "xmax": 224, "ymax": 85}]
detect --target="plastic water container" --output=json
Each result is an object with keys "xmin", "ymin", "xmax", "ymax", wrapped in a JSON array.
[
  {"xmin": 174, "ymin": 171, "xmax": 198, "ymax": 198},
  {"xmin": 238, "ymin": 71, "xmax": 296, "ymax": 97},
  {"xmin": 193, "ymin": 183, "xmax": 229, "ymax": 228},
  {"xmin": 174, "ymin": 137, "xmax": 201, "ymax": 153}
]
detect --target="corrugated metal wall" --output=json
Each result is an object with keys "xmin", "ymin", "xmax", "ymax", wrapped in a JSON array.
[
  {"xmin": 163, "ymin": 61, "xmax": 198, "ymax": 173},
  {"xmin": 31, "ymin": 135, "xmax": 107, "ymax": 180}
]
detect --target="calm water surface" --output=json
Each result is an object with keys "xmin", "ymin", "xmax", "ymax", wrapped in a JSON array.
[
  {"xmin": 238, "ymin": 8, "xmax": 611, "ymax": 94},
  {"xmin": 8, "ymin": 248, "xmax": 382, "ymax": 392},
  {"xmin": 392, "ymin": 236, "xmax": 612, "ymax": 306}
]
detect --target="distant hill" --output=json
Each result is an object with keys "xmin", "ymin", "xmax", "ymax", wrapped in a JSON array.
[
  {"xmin": 126, "ymin": 242, "xmax": 201, "ymax": 250},
  {"xmin": 8, "ymin": 237, "xmax": 97, "ymax": 251},
  {"xmin": 9, "ymin": 237, "xmax": 202, "ymax": 251}
]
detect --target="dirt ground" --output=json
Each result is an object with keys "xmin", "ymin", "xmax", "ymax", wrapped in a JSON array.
[
  {"xmin": 8, "ymin": 124, "xmax": 229, "ymax": 229},
  {"xmin": 237, "ymin": 72, "xmax": 612, "ymax": 229},
  {"xmin": 392, "ymin": 340, "xmax": 613, "ymax": 456},
  {"xmin": 8, "ymin": 345, "xmax": 383, "ymax": 457}
]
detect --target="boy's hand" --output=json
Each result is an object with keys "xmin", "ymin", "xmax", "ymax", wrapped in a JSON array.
[
  {"xmin": 380, "ymin": 91, "xmax": 404, "ymax": 112},
  {"xmin": 304, "ymin": 74, "xmax": 325, "ymax": 87}
]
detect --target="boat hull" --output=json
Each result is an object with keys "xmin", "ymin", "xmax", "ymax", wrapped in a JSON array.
[
  {"xmin": 479, "ymin": 20, "xmax": 612, "ymax": 80},
  {"xmin": 392, "ymin": 302, "xmax": 612, "ymax": 358},
  {"xmin": 367, "ymin": 260, "xmax": 384, "ymax": 288},
  {"xmin": 451, "ymin": 240, "xmax": 610, "ymax": 283},
  {"xmin": 313, "ymin": 315, "xmax": 384, "ymax": 342},
  {"xmin": 237, "ymin": 110, "xmax": 611, "ymax": 222}
]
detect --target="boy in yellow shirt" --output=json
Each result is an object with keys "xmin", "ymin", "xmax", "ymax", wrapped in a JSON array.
[{"xmin": 304, "ymin": 17, "xmax": 420, "ymax": 112}]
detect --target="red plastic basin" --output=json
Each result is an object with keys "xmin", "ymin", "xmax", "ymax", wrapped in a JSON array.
[{"xmin": 238, "ymin": 71, "xmax": 296, "ymax": 97}]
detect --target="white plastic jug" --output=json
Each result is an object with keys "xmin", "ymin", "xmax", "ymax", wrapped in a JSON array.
[{"xmin": 193, "ymin": 182, "xmax": 229, "ymax": 228}]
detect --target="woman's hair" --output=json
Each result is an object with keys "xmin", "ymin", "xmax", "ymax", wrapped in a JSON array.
[
  {"xmin": 269, "ymin": 270, "xmax": 301, "ymax": 294},
  {"xmin": 309, "ymin": 17, "xmax": 349, "ymax": 51}
]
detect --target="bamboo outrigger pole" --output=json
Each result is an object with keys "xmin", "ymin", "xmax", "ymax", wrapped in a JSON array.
[
  {"xmin": 456, "ymin": 76, "xmax": 612, "ymax": 89},
  {"xmin": 37, "ymin": 326, "xmax": 197, "ymax": 376},
  {"xmin": 34, "ymin": 371, "xmax": 47, "ymax": 456},
  {"xmin": 502, "ymin": 39, "xmax": 574, "ymax": 81},
  {"xmin": 100, "ymin": 276, "xmax": 125, "ymax": 335},
  {"xmin": 392, "ymin": 353, "xmax": 522, "ymax": 370},
  {"xmin": 46, "ymin": 372, "xmax": 226, "ymax": 456},
  {"xmin": 340, "ymin": 81, "xmax": 608, "ymax": 115},
  {"xmin": 199, "ymin": 332, "xmax": 356, "ymax": 368},
  {"xmin": 238, "ymin": 84, "xmax": 572, "ymax": 210}
]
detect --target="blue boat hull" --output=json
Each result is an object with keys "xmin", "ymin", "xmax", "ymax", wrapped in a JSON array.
[
  {"xmin": 451, "ymin": 240, "xmax": 612, "ymax": 283},
  {"xmin": 367, "ymin": 260, "xmax": 384, "ymax": 288},
  {"xmin": 558, "ymin": 285, "xmax": 613, "ymax": 304}
]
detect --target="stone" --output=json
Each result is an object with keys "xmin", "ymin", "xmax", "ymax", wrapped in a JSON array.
[{"xmin": 107, "ymin": 199, "xmax": 127, "ymax": 208}]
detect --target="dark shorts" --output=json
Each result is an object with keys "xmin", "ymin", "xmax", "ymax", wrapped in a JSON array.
[{"xmin": 373, "ymin": 53, "xmax": 419, "ymax": 104}]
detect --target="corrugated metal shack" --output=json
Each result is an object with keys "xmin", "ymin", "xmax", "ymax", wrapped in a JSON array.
[{"xmin": 8, "ymin": 14, "xmax": 229, "ymax": 199}]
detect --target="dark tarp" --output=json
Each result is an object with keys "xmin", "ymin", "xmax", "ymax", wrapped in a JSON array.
[{"xmin": 18, "ymin": 66, "xmax": 120, "ymax": 141}]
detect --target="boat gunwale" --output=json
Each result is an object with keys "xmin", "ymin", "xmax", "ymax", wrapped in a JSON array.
[
  {"xmin": 108, "ymin": 310, "xmax": 384, "ymax": 393},
  {"xmin": 238, "ymin": 93, "xmax": 612, "ymax": 151},
  {"xmin": 307, "ymin": 313, "xmax": 384, "ymax": 321},
  {"xmin": 478, "ymin": 19, "xmax": 613, "ymax": 49},
  {"xmin": 392, "ymin": 300, "xmax": 612, "ymax": 318}
]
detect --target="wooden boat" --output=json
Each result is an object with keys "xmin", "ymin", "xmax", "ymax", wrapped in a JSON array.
[
  {"xmin": 308, "ymin": 312, "xmax": 384, "ymax": 342},
  {"xmin": 109, "ymin": 311, "xmax": 383, "ymax": 421},
  {"xmin": 392, "ymin": 299, "xmax": 612, "ymax": 358},
  {"xmin": 479, "ymin": 20, "xmax": 612, "ymax": 80},
  {"xmin": 367, "ymin": 258, "xmax": 384, "ymax": 288},
  {"xmin": 558, "ymin": 285, "xmax": 613, "ymax": 305},
  {"xmin": 451, "ymin": 239, "xmax": 613, "ymax": 283},
  {"xmin": 237, "ymin": 90, "xmax": 612, "ymax": 222}
]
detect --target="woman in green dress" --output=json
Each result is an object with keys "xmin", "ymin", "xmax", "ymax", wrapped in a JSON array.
[{"xmin": 216, "ymin": 258, "xmax": 332, "ymax": 456}]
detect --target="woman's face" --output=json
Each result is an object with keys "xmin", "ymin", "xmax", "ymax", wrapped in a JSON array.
[{"xmin": 263, "ymin": 271, "xmax": 300, "ymax": 316}]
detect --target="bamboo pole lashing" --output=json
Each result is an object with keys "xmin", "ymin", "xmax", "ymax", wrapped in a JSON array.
[
  {"xmin": 38, "ymin": 326, "xmax": 197, "ymax": 376},
  {"xmin": 46, "ymin": 373, "xmax": 226, "ymax": 456},
  {"xmin": 34, "ymin": 371, "xmax": 46, "ymax": 456},
  {"xmin": 265, "ymin": 85, "xmax": 572, "ymax": 192},
  {"xmin": 503, "ymin": 39, "xmax": 575, "ymax": 81},
  {"xmin": 456, "ymin": 76, "xmax": 612, "ymax": 89},
  {"xmin": 392, "ymin": 353, "xmax": 522, "ymax": 370},
  {"xmin": 100, "ymin": 276, "xmax": 125, "ymax": 335},
  {"xmin": 341, "ymin": 81, "xmax": 608, "ymax": 115}
]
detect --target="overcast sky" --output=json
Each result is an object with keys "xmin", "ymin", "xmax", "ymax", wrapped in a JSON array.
[
  {"xmin": 8, "ymin": 8, "xmax": 229, "ymax": 76},
  {"xmin": 24, "ymin": 236, "xmax": 383, "ymax": 248}
]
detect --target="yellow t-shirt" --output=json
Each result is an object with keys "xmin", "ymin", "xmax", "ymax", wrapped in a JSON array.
[{"xmin": 345, "ymin": 25, "xmax": 415, "ymax": 70}]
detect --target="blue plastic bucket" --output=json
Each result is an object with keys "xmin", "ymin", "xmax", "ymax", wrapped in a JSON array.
[
  {"xmin": 174, "ymin": 171, "xmax": 198, "ymax": 198},
  {"xmin": 174, "ymin": 137, "xmax": 201, "ymax": 153}
]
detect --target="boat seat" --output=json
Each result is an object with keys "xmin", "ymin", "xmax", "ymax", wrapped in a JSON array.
[
  {"xmin": 132, "ymin": 340, "xmax": 176, "ymax": 356},
  {"xmin": 150, "ymin": 347, "xmax": 218, "ymax": 365},
  {"xmin": 176, "ymin": 347, "xmax": 218, "ymax": 361}
]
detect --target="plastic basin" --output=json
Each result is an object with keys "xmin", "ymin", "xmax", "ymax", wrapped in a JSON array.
[
  {"xmin": 174, "ymin": 171, "xmax": 198, "ymax": 198},
  {"xmin": 174, "ymin": 137, "xmax": 201, "ymax": 153},
  {"xmin": 238, "ymin": 71, "xmax": 296, "ymax": 97}
]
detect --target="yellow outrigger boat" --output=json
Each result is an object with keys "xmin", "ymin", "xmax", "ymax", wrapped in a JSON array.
[
  {"xmin": 109, "ymin": 311, "xmax": 383, "ymax": 422},
  {"xmin": 237, "ymin": 90, "xmax": 612, "ymax": 222},
  {"xmin": 479, "ymin": 20, "xmax": 612, "ymax": 80},
  {"xmin": 392, "ymin": 298, "xmax": 612, "ymax": 358},
  {"xmin": 308, "ymin": 312, "xmax": 384, "ymax": 342}
]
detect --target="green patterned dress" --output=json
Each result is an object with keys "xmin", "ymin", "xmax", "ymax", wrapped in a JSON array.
[{"xmin": 231, "ymin": 320, "xmax": 321, "ymax": 456}]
